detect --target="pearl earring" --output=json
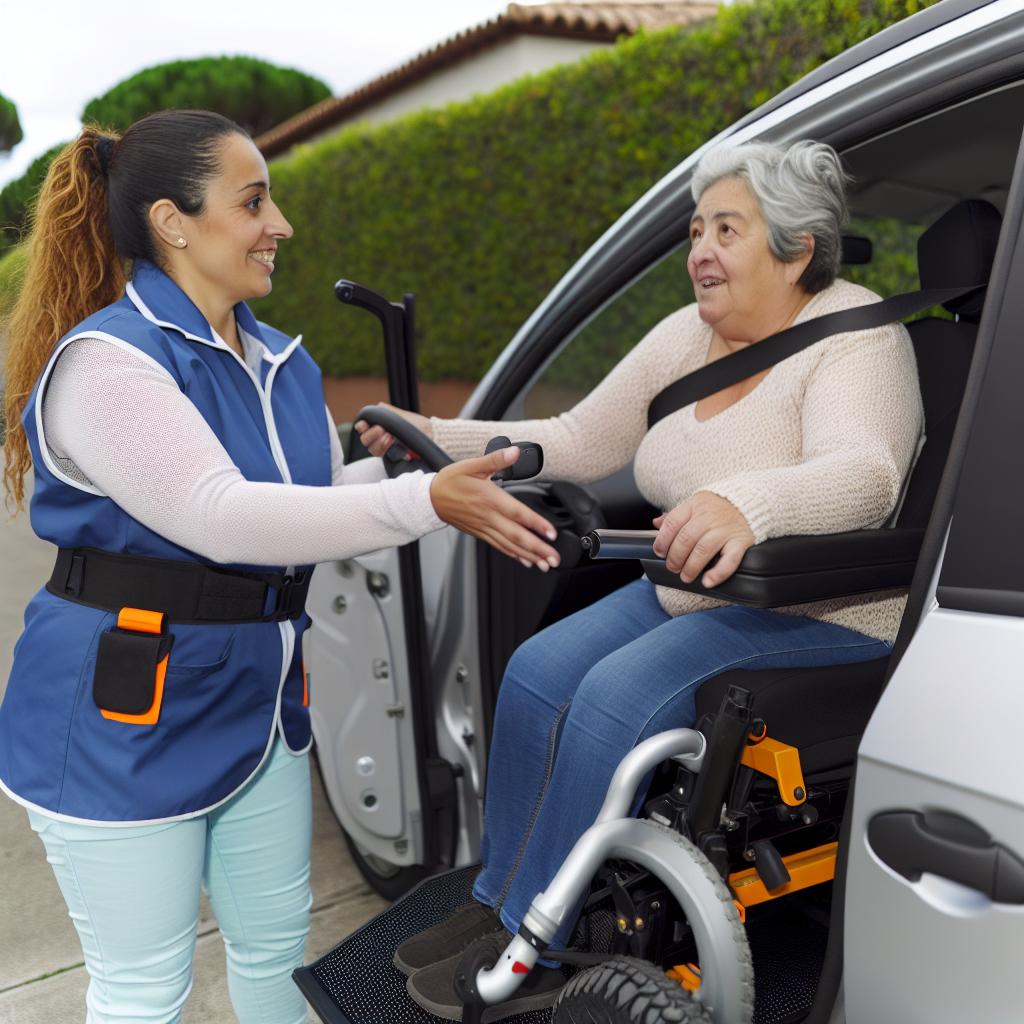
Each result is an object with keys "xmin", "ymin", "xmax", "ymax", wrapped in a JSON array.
[{"xmin": 177, "ymin": 237, "xmax": 187, "ymax": 247}]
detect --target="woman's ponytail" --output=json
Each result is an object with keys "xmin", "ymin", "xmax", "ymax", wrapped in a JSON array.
[
  {"xmin": 2, "ymin": 126, "xmax": 125, "ymax": 512},
  {"xmin": 3, "ymin": 109, "xmax": 245, "ymax": 512}
]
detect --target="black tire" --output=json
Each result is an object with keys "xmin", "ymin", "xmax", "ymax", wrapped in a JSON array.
[
  {"xmin": 341, "ymin": 826, "xmax": 429, "ymax": 901},
  {"xmin": 552, "ymin": 957, "xmax": 713, "ymax": 1024}
]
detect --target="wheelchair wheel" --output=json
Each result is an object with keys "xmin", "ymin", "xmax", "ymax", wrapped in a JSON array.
[
  {"xmin": 586, "ymin": 819, "xmax": 753, "ymax": 1023},
  {"xmin": 552, "ymin": 957, "xmax": 712, "ymax": 1023}
]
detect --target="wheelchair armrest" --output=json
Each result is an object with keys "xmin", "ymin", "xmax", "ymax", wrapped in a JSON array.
[{"xmin": 583, "ymin": 528, "xmax": 924, "ymax": 607}]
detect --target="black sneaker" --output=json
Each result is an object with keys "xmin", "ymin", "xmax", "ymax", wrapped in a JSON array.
[
  {"xmin": 405, "ymin": 930, "xmax": 567, "ymax": 1021},
  {"xmin": 393, "ymin": 902, "xmax": 504, "ymax": 976}
]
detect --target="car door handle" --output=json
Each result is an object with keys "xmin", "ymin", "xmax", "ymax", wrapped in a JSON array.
[{"xmin": 867, "ymin": 810, "xmax": 1024, "ymax": 904}]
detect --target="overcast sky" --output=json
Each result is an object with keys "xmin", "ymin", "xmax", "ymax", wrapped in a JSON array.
[{"xmin": 0, "ymin": 0, "xmax": 508, "ymax": 188}]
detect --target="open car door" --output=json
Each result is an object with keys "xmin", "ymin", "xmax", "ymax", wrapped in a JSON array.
[{"xmin": 305, "ymin": 284, "xmax": 457, "ymax": 897}]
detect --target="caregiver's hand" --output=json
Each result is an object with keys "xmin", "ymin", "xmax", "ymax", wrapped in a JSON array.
[
  {"xmin": 652, "ymin": 491, "xmax": 755, "ymax": 588},
  {"xmin": 354, "ymin": 403, "xmax": 432, "ymax": 459},
  {"xmin": 431, "ymin": 447, "xmax": 560, "ymax": 571}
]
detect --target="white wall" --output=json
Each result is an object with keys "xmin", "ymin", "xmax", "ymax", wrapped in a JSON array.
[{"xmin": 314, "ymin": 34, "xmax": 607, "ymax": 139}]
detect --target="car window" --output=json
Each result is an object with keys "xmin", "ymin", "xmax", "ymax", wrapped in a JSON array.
[
  {"xmin": 518, "ymin": 212, "xmax": 939, "ymax": 422},
  {"xmin": 520, "ymin": 247, "xmax": 695, "ymax": 418}
]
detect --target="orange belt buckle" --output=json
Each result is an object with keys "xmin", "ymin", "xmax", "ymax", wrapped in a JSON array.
[{"xmin": 117, "ymin": 607, "xmax": 165, "ymax": 635}]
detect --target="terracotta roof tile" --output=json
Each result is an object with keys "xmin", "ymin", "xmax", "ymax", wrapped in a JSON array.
[
  {"xmin": 508, "ymin": 2, "xmax": 715, "ymax": 34},
  {"xmin": 256, "ymin": 1, "xmax": 717, "ymax": 158}
]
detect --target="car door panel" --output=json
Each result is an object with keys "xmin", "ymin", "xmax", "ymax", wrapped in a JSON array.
[
  {"xmin": 845, "ymin": 609, "xmax": 1024, "ymax": 1023},
  {"xmin": 305, "ymin": 547, "xmax": 425, "ymax": 865}
]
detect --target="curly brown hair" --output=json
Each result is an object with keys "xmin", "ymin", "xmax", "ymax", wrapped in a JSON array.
[{"xmin": 2, "ymin": 127, "xmax": 125, "ymax": 512}]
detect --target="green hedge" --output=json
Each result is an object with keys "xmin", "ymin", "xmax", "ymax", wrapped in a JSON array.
[
  {"xmin": 0, "ymin": 143, "xmax": 66, "ymax": 254},
  {"xmin": 253, "ymin": 0, "xmax": 935, "ymax": 382},
  {"xmin": 0, "ymin": 243, "xmax": 26, "ymax": 323}
]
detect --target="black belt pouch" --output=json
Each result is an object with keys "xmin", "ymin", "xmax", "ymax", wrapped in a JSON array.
[{"xmin": 93, "ymin": 628, "xmax": 175, "ymax": 716}]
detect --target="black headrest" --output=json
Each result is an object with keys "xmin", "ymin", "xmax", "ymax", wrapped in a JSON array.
[
  {"xmin": 840, "ymin": 235, "xmax": 872, "ymax": 265},
  {"xmin": 917, "ymin": 199, "xmax": 1002, "ymax": 320}
]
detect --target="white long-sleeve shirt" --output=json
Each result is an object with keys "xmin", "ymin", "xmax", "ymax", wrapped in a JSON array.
[{"xmin": 40, "ymin": 337, "xmax": 445, "ymax": 567}]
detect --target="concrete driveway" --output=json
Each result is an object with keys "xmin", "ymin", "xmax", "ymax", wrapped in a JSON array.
[{"xmin": 0, "ymin": 499, "xmax": 387, "ymax": 1023}]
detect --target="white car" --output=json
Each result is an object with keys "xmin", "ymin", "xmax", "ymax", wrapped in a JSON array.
[{"xmin": 301, "ymin": 2, "xmax": 1024, "ymax": 1021}]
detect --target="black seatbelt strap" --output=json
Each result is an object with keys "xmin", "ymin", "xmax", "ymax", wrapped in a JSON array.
[{"xmin": 647, "ymin": 284, "xmax": 985, "ymax": 428}]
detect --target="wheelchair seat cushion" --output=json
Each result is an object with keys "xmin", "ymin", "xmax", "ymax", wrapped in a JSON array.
[{"xmin": 693, "ymin": 657, "xmax": 889, "ymax": 775}]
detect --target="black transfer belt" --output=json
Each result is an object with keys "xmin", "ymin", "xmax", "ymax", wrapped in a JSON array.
[
  {"xmin": 647, "ymin": 284, "xmax": 985, "ymax": 429},
  {"xmin": 48, "ymin": 546, "xmax": 312, "ymax": 624}
]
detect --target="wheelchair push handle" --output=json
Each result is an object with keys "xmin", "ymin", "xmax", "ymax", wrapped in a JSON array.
[{"xmin": 335, "ymin": 279, "xmax": 399, "ymax": 322}]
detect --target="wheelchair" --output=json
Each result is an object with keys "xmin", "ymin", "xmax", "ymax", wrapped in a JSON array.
[{"xmin": 295, "ymin": 198, "xmax": 999, "ymax": 1024}]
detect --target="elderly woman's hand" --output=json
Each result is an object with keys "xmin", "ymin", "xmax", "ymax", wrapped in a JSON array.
[
  {"xmin": 431, "ymin": 446, "xmax": 560, "ymax": 571},
  {"xmin": 354, "ymin": 403, "xmax": 432, "ymax": 458},
  {"xmin": 652, "ymin": 491, "xmax": 755, "ymax": 588}
]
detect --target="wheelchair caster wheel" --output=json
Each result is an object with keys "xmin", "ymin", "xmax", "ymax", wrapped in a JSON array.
[{"xmin": 553, "ymin": 956, "xmax": 712, "ymax": 1024}]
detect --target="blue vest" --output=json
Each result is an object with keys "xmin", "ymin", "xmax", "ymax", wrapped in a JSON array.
[{"xmin": 0, "ymin": 262, "xmax": 332, "ymax": 823}]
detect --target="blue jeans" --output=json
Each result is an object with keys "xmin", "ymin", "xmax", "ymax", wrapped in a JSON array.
[
  {"xmin": 26, "ymin": 738, "xmax": 311, "ymax": 1024},
  {"xmin": 472, "ymin": 579, "xmax": 890, "ymax": 949}
]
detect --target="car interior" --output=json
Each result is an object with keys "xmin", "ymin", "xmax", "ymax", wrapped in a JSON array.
[
  {"xmin": 306, "ymin": 76, "xmax": 1024, "ymax": 1024},
  {"xmin": 464, "ymin": 79, "xmax": 1024, "ymax": 1022}
]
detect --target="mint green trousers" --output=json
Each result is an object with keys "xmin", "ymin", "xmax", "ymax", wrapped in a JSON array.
[{"xmin": 26, "ymin": 737, "xmax": 312, "ymax": 1024}]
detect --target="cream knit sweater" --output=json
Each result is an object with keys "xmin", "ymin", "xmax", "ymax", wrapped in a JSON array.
[{"xmin": 432, "ymin": 279, "xmax": 924, "ymax": 643}]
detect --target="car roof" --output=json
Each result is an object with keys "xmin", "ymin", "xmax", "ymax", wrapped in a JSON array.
[{"xmin": 729, "ymin": 0, "xmax": 997, "ymax": 134}]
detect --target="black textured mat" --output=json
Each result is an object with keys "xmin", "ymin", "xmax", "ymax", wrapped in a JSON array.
[
  {"xmin": 296, "ymin": 864, "xmax": 827, "ymax": 1024},
  {"xmin": 295, "ymin": 865, "xmax": 556, "ymax": 1024},
  {"xmin": 747, "ymin": 903, "xmax": 828, "ymax": 1024}
]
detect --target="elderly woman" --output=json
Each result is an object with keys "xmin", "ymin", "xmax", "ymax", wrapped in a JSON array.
[{"xmin": 357, "ymin": 140, "xmax": 922, "ymax": 1020}]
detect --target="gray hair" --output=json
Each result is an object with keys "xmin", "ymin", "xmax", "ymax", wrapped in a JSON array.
[{"xmin": 691, "ymin": 140, "xmax": 849, "ymax": 293}]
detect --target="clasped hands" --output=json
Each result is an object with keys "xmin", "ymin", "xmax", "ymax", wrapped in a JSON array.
[
  {"xmin": 355, "ymin": 405, "xmax": 754, "ymax": 585},
  {"xmin": 354, "ymin": 405, "xmax": 561, "ymax": 573}
]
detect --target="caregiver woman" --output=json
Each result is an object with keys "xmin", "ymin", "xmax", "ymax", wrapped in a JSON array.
[
  {"xmin": 0, "ymin": 110, "xmax": 559, "ymax": 1024},
  {"xmin": 357, "ymin": 140, "xmax": 925, "ymax": 1021}
]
